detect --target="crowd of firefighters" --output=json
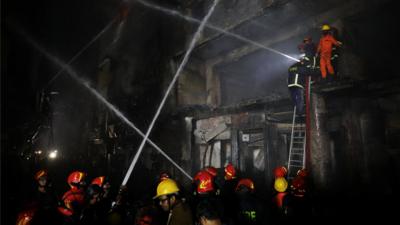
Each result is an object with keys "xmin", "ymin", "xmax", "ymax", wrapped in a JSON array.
[
  {"xmin": 16, "ymin": 163, "xmax": 312, "ymax": 225},
  {"xmin": 287, "ymin": 24, "xmax": 343, "ymax": 115}
]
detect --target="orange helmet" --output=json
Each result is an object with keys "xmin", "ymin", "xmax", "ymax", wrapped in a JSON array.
[
  {"xmin": 193, "ymin": 170, "xmax": 214, "ymax": 194},
  {"xmin": 34, "ymin": 170, "xmax": 48, "ymax": 181},
  {"xmin": 224, "ymin": 163, "xmax": 236, "ymax": 180},
  {"xmin": 235, "ymin": 178, "xmax": 255, "ymax": 193},
  {"xmin": 16, "ymin": 208, "xmax": 37, "ymax": 225},
  {"xmin": 91, "ymin": 176, "xmax": 105, "ymax": 187},
  {"xmin": 67, "ymin": 171, "xmax": 86, "ymax": 188},
  {"xmin": 204, "ymin": 166, "xmax": 217, "ymax": 177},
  {"xmin": 273, "ymin": 166, "xmax": 287, "ymax": 178}
]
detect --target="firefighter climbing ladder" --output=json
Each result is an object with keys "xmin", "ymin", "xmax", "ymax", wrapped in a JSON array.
[{"xmin": 287, "ymin": 76, "xmax": 311, "ymax": 179}]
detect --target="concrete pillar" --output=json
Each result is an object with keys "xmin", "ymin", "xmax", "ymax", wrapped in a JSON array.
[
  {"xmin": 205, "ymin": 61, "xmax": 221, "ymax": 108},
  {"xmin": 310, "ymin": 93, "xmax": 333, "ymax": 192}
]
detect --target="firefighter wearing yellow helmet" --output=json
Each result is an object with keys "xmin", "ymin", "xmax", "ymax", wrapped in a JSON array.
[
  {"xmin": 274, "ymin": 177, "xmax": 288, "ymax": 193},
  {"xmin": 153, "ymin": 178, "xmax": 193, "ymax": 225},
  {"xmin": 321, "ymin": 24, "xmax": 331, "ymax": 31}
]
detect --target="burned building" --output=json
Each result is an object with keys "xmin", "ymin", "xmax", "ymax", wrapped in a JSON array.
[{"xmin": 2, "ymin": 0, "xmax": 399, "ymax": 223}]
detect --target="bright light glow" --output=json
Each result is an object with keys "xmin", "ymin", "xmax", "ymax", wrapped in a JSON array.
[
  {"xmin": 48, "ymin": 150, "xmax": 58, "ymax": 159},
  {"xmin": 34, "ymin": 150, "xmax": 43, "ymax": 155}
]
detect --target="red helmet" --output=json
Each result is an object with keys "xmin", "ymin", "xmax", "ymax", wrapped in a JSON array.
[
  {"xmin": 296, "ymin": 169, "xmax": 308, "ymax": 178},
  {"xmin": 59, "ymin": 188, "xmax": 85, "ymax": 216},
  {"xmin": 273, "ymin": 166, "xmax": 287, "ymax": 178},
  {"xmin": 159, "ymin": 172, "xmax": 170, "ymax": 181},
  {"xmin": 224, "ymin": 163, "xmax": 236, "ymax": 180},
  {"xmin": 193, "ymin": 170, "xmax": 214, "ymax": 194},
  {"xmin": 91, "ymin": 176, "xmax": 105, "ymax": 187},
  {"xmin": 34, "ymin": 169, "xmax": 48, "ymax": 181},
  {"xmin": 235, "ymin": 178, "xmax": 255, "ymax": 193},
  {"xmin": 204, "ymin": 166, "xmax": 217, "ymax": 177},
  {"xmin": 67, "ymin": 171, "xmax": 86, "ymax": 188}
]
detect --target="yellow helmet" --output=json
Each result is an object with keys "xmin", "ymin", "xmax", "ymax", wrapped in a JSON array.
[
  {"xmin": 274, "ymin": 177, "xmax": 288, "ymax": 193},
  {"xmin": 153, "ymin": 178, "xmax": 180, "ymax": 199},
  {"xmin": 321, "ymin": 24, "xmax": 330, "ymax": 31}
]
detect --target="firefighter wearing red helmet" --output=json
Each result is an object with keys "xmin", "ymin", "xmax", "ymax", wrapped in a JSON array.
[
  {"xmin": 159, "ymin": 171, "xmax": 171, "ymax": 182},
  {"xmin": 235, "ymin": 178, "xmax": 267, "ymax": 225},
  {"xmin": 221, "ymin": 163, "xmax": 239, "ymax": 224},
  {"xmin": 273, "ymin": 166, "xmax": 287, "ymax": 178},
  {"xmin": 204, "ymin": 166, "xmax": 218, "ymax": 177},
  {"xmin": 289, "ymin": 169, "xmax": 312, "ymax": 217},
  {"xmin": 58, "ymin": 171, "xmax": 86, "ymax": 220},
  {"xmin": 193, "ymin": 170, "xmax": 215, "ymax": 195},
  {"xmin": 235, "ymin": 178, "xmax": 255, "ymax": 193}
]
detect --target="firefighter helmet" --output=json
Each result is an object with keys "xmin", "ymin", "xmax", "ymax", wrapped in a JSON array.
[
  {"xmin": 67, "ymin": 171, "xmax": 86, "ymax": 188},
  {"xmin": 34, "ymin": 169, "xmax": 48, "ymax": 181},
  {"xmin": 153, "ymin": 178, "xmax": 180, "ymax": 199},
  {"xmin": 159, "ymin": 172, "xmax": 170, "ymax": 181},
  {"xmin": 273, "ymin": 166, "xmax": 287, "ymax": 178},
  {"xmin": 303, "ymin": 37, "xmax": 312, "ymax": 43},
  {"xmin": 224, "ymin": 163, "xmax": 236, "ymax": 180},
  {"xmin": 235, "ymin": 178, "xmax": 255, "ymax": 193},
  {"xmin": 297, "ymin": 169, "xmax": 308, "ymax": 178},
  {"xmin": 91, "ymin": 176, "xmax": 105, "ymax": 187},
  {"xmin": 322, "ymin": 24, "xmax": 330, "ymax": 31},
  {"xmin": 274, "ymin": 177, "xmax": 288, "ymax": 193},
  {"xmin": 204, "ymin": 166, "xmax": 218, "ymax": 177},
  {"xmin": 193, "ymin": 170, "xmax": 214, "ymax": 194}
]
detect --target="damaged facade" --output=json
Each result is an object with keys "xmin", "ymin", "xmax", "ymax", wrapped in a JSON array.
[
  {"xmin": 4, "ymin": 0, "xmax": 399, "ymax": 220},
  {"xmin": 91, "ymin": 0, "xmax": 400, "ymax": 197}
]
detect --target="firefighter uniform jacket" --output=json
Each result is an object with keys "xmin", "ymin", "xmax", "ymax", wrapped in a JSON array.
[{"xmin": 288, "ymin": 63, "xmax": 306, "ymax": 89}]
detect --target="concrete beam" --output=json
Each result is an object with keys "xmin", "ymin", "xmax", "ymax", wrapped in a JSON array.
[{"xmin": 209, "ymin": 0, "xmax": 385, "ymax": 68}]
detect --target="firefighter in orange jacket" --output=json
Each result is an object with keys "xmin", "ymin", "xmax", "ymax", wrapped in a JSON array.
[{"xmin": 317, "ymin": 24, "xmax": 343, "ymax": 80}]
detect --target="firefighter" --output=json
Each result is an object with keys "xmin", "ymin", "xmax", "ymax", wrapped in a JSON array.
[
  {"xmin": 298, "ymin": 37, "xmax": 319, "ymax": 79},
  {"xmin": 196, "ymin": 201, "xmax": 222, "ymax": 225},
  {"xmin": 58, "ymin": 171, "xmax": 86, "ymax": 223},
  {"xmin": 90, "ymin": 176, "xmax": 112, "ymax": 221},
  {"xmin": 287, "ymin": 61, "xmax": 306, "ymax": 115},
  {"xmin": 220, "ymin": 163, "xmax": 239, "ymax": 224},
  {"xmin": 271, "ymin": 177, "xmax": 290, "ymax": 222},
  {"xmin": 79, "ymin": 184, "xmax": 104, "ymax": 224},
  {"xmin": 317, "ymin": 24, "xmax": 343, "ymax": 81},
  {"xmin": 235, "ymin": 178, "xmax": 266, "ymax": 225},
  {"xmin": 29, "ymin": 170, "xmax": 61, "ymax": 225},
  {"xmin": 192, "ymin": 170, "xmax": 225, "ymax": 224},
  {"xmin": 153, "ymin": 178, "xmax": 193, "ymax": 225},
  {"xmin": 289, "ymin": 169, "xmax": 312, "ymax": 218}
]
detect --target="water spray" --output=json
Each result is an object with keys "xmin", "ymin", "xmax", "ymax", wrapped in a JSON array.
[
  {"xmin": 121, "ymin": 0, "xmax": 220, "ymax": 186},
  {"xmin": 19, "ymin": 31, "xmax": 193, "ymax": 181},
  {"xmin": 44, "ymin": 20, "xmax": 115, "ymax": 89},
  {"xmin": 137, "ymin": 0, "xmax": 299, "ymax": 62}
]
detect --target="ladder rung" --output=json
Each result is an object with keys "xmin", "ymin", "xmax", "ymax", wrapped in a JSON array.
[
  {"xmin": 291, "ymin": 153, "xmax": 303, "ymax": 155},
  {"xmin": 289, "ymin": 164, "xmax": 303, "ymax": 168},
  {"xmin": 292, "ymin": 147, "xmax": 304, "ymax": 150},
  {"xmin": 290, "ymin": 160, "xmax": 303, "ymax": 163}
]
